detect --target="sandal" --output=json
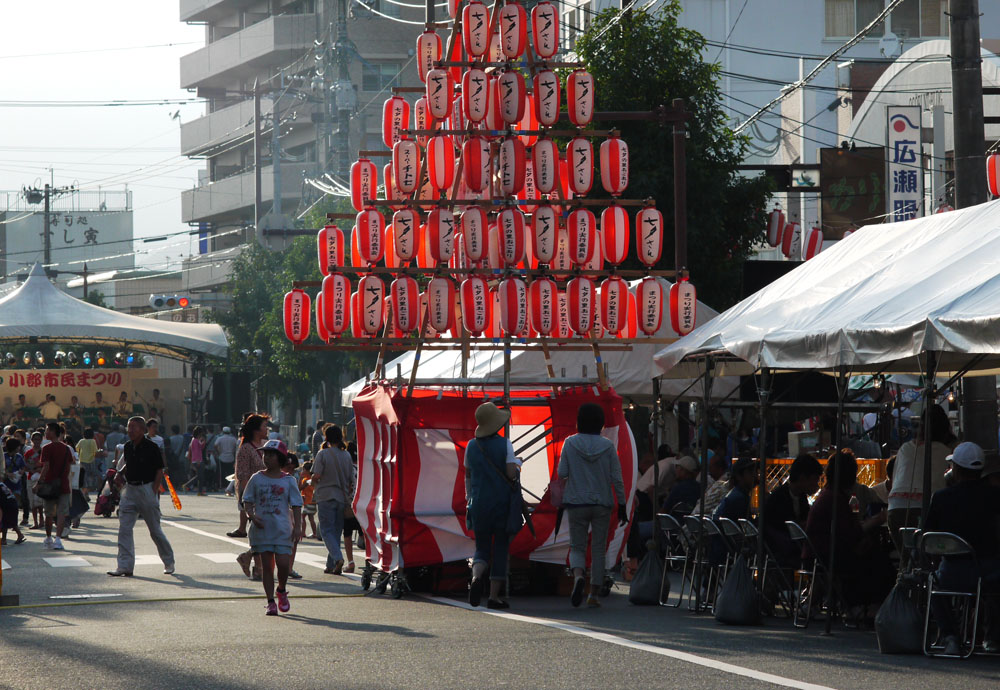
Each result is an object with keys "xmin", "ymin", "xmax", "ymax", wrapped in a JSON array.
[
  {"xmin": 14, "ymin": 535, "xmax": 26, "ymax": 545},
  {"xmin": 226, "ymin": 530, "xmax": 247, "ymax": 538}
]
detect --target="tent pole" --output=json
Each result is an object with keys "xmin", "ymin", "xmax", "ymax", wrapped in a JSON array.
[
  {"xmin": 920, "ymin": 351, "xmax": 938, "ymax": 528},
  {"xmin": 694, "ymin": 355, "xmax": 714, "ymax": 613},
  {"xmin": 756, "ymin": 368, "xmax": 770, "ymax": 578},
  {"xmin": 822, "ymin": 365, "xmax": 849, "ymax": 636}
]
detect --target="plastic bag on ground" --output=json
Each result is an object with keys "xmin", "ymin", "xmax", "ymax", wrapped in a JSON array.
[
  {"xmin": 875, "ymin": 580, "xmax": 923, "ymax": 654},
  {"xmin": 629, "ymin": 546, "xmax": 666, "ymax": 605},
  {"xmin": 715, "ymin": 555, "xmax": 761, "ymax": 625}
]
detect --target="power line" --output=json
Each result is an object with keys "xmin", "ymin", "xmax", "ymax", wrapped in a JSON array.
[
  {"xmin": 350, "ymin": 0, "xmax": 428, "ymax": 25},
  {"xmin": 0, "ymin": 99, "xmax": 201, "ymax": 108},
  {"xmin": 0, "ymin": 41, "xmax": 200, "ymax": 61},
  {"xmin": 713, "ymin": 0, "xmax": 750, "ymax": 63}
]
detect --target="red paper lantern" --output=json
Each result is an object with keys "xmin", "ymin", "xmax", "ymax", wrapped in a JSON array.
[
  {"xmin": 585, "ymin": 229, "xmax": 604, "ymax": 272},
  {"xmin": 599, "ymin": 277, "xmax": 628, "ymax": 334},
  {"xmin": 484, "ymin": 74, "xmax": 504, "ymax": 131},
  {"xmin": 416, "ymin": 30, "xmax": 442, "ymax": 83},
  {"xmin": 415, "ymin": 224, "xmax": 433, "ymax": 269},
  {"xmin": 533, "ymin": 70, "xmax": 560, "ymax": 127},
  {"xmin": 357, "ymin": 275, "xmax": 385, "ymax": 336},
  {"xmin": 427, "ymin": 208, "xmax": 456, "ymax": 262},
  {"xmin": 600, "ymin": 204, "xmax": 630, "ymax": 266},
  {"xmin": 321, "ymin": 272, "xmax": 350, "ymax": 335},
  {"xmin": 283, "ymin": 289, "xmax": 311, "ymax": 344},
  {"xmin": 392, "ymin": 139, "xmax": 421, "ymax": 195},
  {"xmin": 803, "ymin": 227, "xmax": 824, "ymax": 260},
  {"xmin": 317, "ymin": 224, "xmax": 345, "ymax": 276},
  {"xmin": 567, "ymin": 277, "xmax": 595, "ymax": 336},
  {"xmin": 557, "ymin": 156, "xmax": 574, "ymax": 204},
  {"xmin": 461, "ymin": 275, "xmax": 491, "ymax": 335},
  {"xmin": 461, "ymin": 207, "xmax": 489, "ymax": 263},
  {"xmin": 489, "ymin": 25, "xmax": 503, "ymax": 63},
  {"xmin": 425, "ymin": 276, "xmax": 456, "ymax": 333},
  {"xmin": 499, "ymin": 1, "xmax": 527, "ymax": 59},
  {"xmin": 383, "ymin": 226, "xmax": 399, "ymax": 271},
  {"xmin": 618, "ymin": 291, "xmax": 637, "ymax": 339},
  {"xmin": 390, "ymin": 208, "xmax": 419, "ymax": 262},
  {"xmin": 567, "ymin": 208, "xmax": 596, "ymax": 266},
  {"xmin": 463, "ymin": 0, "xmax": 490, "ymax": 57},
  {"xmin": 553, "ymin": 290, "xmax": 570, "ymax": 338},
  {"xmin": 447, "ymin": 0, "xmax": 460, "ymax": 18},
  {"xmin": 450, "ymin": 95, "xmax": 466, "ymax": 134},
  {"xmin": 496, "ymin": 69, "xmax": 526, "ymax": 125},
  {"xmin": 636, "ymin": 206, "xmax": 664, "ymax": 267},
  {"xmin": 600, "ymin": 136, "xmax": 629, "ymax": 197},
  {"xmin": 551, "ymin": 226, "xmax": 572, "ymax": 279},
  {"xmin": 383, "ymin": 162, "xmax": 404, "ymax": 211},
  {"xmin": 498, "ymin": 277, "xmax": 528, "ymax": 336},
  {"xmin": 528, "ymin": 277, "xmax": 557, "ymax": 335},
  {"xmin": 531, "ymin": 204, "xmax": 558, "ymax": 263},
  {"xmin": 349, "ymin": 291, "xmax": 362, "ymax": 338},
  {"xmin": 638, "ymin": 277, "xmax": 664, "ymax": 335},
  {"xmin": 566, "ymin": 69, "xmax": 595, "ymax": 127},
  {"xmin": 486, "ymin": 223, "xmax": 502, "ymax": 269},
  {"xmin": 669, "ymin": 279, "xmax": 696, "ymax": 336},
  {"xmin": 425, "ymin": 68, "xmax": 454, "ymax": 120},
  {"xmin": 781, "ymin": 221, "xmax": 802, "ymax": 259},
  {"xmin": 767, "ymin": 208, "xmax": 785, "ymax": 247},
  {"xmin": 519, "ymin": 94, "xmax": 538, "ymax": 147},
  {"xmin": 567, "ymin": 136, "xmax": 593, "ymax": 195},
  {"xmin": 382, "ymin": 96, "xmax": 410, "ymax": 149},
  {"xmin": 989, "ymin": 153, "xmax": 1000, "ymax": 196},
  {"xmin": 462, "ymin": 68, "xmax": 489, "ymax": 123},
  {"xmin": 532, "ymin": 138, "xmax": 559, "ymax": 194},
  {"xmin": 413, "ymin": 97, "xmax": 429, "ymax": 147},
  {"xmin": 519, "ymin": 160, "xmax": 540, "ymax": 212},
  {"xmin": 426, "ymin": 135, "xmax": 456, "ymax": 192},
  {"xmin": 315, "ymin": 291, "xmax": 329, "ymax": 343},
  {"xmin": 355, "ymin": 209, "xmax": 386, "ymax": 264},
  {"xmin": 498, "ymin": 208, "xmax": 526, "ymax": 266},
  {"xmin": 390, "ymin": 276, "xmax": 420, "ymax": 333},
  {"xmin": 498, "ymin": 136, "xmax": 526, "ymax": 195},
  {"xmin": 531, "ymin": 1, "xmax": 559, "ymax": 58},
  {"xmin": 461, "ymin": 136, "xmax": 490, "ymax": 193},
  {"xmin": 350, "ymin": 226, "xmax": 361, "ymax": 267},
  {"xmin": 350, "ymin": 158, "xmax": 377, "ymax": 212}
]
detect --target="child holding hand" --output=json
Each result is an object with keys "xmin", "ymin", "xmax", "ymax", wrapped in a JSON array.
[{"xmin": 242, "ymin": 440, "xmax": 303, "ymax": 616}]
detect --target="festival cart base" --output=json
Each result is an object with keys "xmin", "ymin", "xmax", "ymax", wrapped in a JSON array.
[{"xmin": 350, "ymin": 384, "xmax": 638, "ymax": 597}]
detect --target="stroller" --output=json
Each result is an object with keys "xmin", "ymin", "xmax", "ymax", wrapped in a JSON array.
[{"xmin": 94, "ymin": 468, "xmax": 121, "ymax": 518}]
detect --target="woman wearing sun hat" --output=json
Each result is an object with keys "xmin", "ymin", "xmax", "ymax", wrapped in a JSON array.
[{"xmin": 464, "ymin": 401, "xmax": 520, "ymax": 609}]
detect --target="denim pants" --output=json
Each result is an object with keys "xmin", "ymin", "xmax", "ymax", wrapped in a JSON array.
[
  {"xmin": 317, "ymin": 498, "xmax": 345, "ymax": 568},
  {"xmin": 473, "ymin": 524, "xmax": 510, "ymax": 581},
  {"xmin": 567, "ymin": 505, "xmax": 612, "ymax": 586},
  {"xmin": 931, "ymin": 557, "xmax": 1000, "ymax": 639}
]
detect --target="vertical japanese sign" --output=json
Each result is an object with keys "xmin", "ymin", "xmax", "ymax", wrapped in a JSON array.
[{"xmin": 887, "ymin": 105, "xmax": 923, "ymax": 222}]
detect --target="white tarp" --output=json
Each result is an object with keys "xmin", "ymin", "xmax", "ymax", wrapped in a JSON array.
[
  {"xmin": 0, "ymin": 263, "xmax": 228, "ymax": 359},
  {"xmin": 655, "ymin": 200, "xmax": 1000, "ymax": 379},
  {"xmin": 343, "ymin": 278, "xmax": 736, "ymax": 407}
]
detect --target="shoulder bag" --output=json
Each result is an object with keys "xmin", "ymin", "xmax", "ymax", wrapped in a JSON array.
[{"xmin": 475, "ymin": 439, "xmax": 535, "ymax": 537}]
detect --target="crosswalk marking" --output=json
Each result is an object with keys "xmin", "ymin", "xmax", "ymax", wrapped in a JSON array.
[
  {"xmin": 1, "ymin": 559, "xmax": 9, "ymax": 570},
  {"xmin": 293, "ymin": 551, "xmax": 327, "ymax": 569},
  {"xmin": 44, "ymin": 556, "xmax": 92, "ymax": 568},
  {"xmin": 196, "ymin": 552, "xmax": 241, "ymax": 564},
  {"xmin": 133, "ymin": 555, "xmax": 164, "ymax": 566}
]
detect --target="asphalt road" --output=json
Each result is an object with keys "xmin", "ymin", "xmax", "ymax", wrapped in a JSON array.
[{"xmin": 2, "ymin": 494, "xmax": 998, "ymax": 689}]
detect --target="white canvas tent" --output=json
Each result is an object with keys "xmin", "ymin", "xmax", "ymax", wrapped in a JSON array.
[
  {"xmin": 343, "ymin": 278, "xmax": 736, "ymax": 407},
  {"xmin": 654, "ymin": 200, "xmax": 1000, "ymax": 380},
  {"xmin": 0, "ymin": 263, "xmax": 228, "ymax": 359}
]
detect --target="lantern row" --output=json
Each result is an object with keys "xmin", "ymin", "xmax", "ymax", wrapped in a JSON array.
[
  {"xmin": 765, "ymin": 209, "xmax": 823, "ymax": 261},
  {"xmin": 283, "ymin": 272, "xmax": 698, "ymax": 344}
]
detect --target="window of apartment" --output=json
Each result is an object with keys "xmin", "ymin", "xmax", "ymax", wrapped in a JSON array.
[
  {"xmin": 825, "ymin": 0, "xmax": 948, "ymax": 39},
  {"xmin": 360, "ymin": 0, "xmax": 401, "ymax": 19},
  {"xmin": 362, "ymin": 62, "xmax": 401, "ymax": 92}
]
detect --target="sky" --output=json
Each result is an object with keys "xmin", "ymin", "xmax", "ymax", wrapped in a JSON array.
[{"xmin": 0, "ymin": 2, "xmax": 206, "ymax": 273}]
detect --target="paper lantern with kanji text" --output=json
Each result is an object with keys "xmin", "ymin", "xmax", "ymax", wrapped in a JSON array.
[
  {"xmin": 499, "ymin": 136, "xmax": 527, "ymax": 195},
  {"xmin": 566, "ymin": 277, "xmax": 595, "ymax": 336},
  {"xmin": 355, "ymin": 209, "xmax": 385, "ymax": 264},
  {"xmin": 533, "ymin": 70, "xmax": 560, "ymax": 127},
  {"xmin": 425, "ymin": 276, "xmax": 456, "ymax": 333},
  {"xmin": 498, "ymin": 208, "xmax": 526, "ymax": 266},
  {"xmin": 497, "ymin": 69, "xmax": 526, "ymax": 125},
  {"xmin": 416, "ymin": 30, "xmax": 442, "ymax": 83},
  {"xmin": 392, "ymin": 139, "xmax": 421, "ymax": 195},
  {"xmin": 532, "ymin": 138, "xmax": 559, "ymax": 194},
  {"xmin": 635, "ymin": 206, "xmax": 663, "ymax": 267},
  {"xmin": 498, "ymin": 277, "xmax": 528, "ymax": 336},
  {"xmin": 321, "ymin": 273, "xmax": 350, "ymax": 335},
  {"xmin": 283, "ymin": 289, "xmax": 311, "ymax": 344},
  {"xmin": 638, "ymin": 277, "xmax": 663, "ymax": 335},
  {"xmin": 382, "ymin": 96, "xmax": 410, "ymax": 149},
  {"xmin": 781, "ymin": 221, "xmax": 802, "ymax": 260},
  {"xmin": 356, "ymin": 275, "xmax": 385, "ymax": 336},
  {"xmin": 566, "ymin": 69, "xmax": 595, "ymax": 127},
  {"xmin": 391, "ymin": 208, "xmax": 420, "ymax": 262},
  {"xmin": 529, "ymin": 277, "xmax": 557, "ymax": 335},
  {"xmin": 599, "ymin": 277, "xmax": 628, "ymax": 334},
  {"xmin": 567, "ymin": 136, "xmax": 593, "ymax": 196},
  {"xmin": 462, "ymin": 0, "xmax": 490, "ymax": 57},
  {"xmin": 390, "ymin": 276, "xmax": 420, "ymax": 333},
  {"xmin": 519, "ymin": 160, "xmax": 540, "ymax": 212},
  {"xmin": 462, "ymin": 68, "xmax": 489, "ymax": 123},
  {"xmin": 531, "ymin": 204, "xmax": 558, "ymax": 264},
  {"xmin": 462, "ymin": 136, "xmax": 491, "ymax": 193},
  {"xmin": 567, "ymin": 208, "xmax": 596, "ymax": 266},
  {"xmin": 600, "ymin": 136, "xmax": 629, "ymax": 197},
  {"xmin": 414, "ymin": 97, "xmax": 430, "ymax": 147},
  {"xmin": 427, "ymin": 208, "xmax": 456, "ymax": 262},
  {"xmin": 499, "ymin": 2, "xmax": 526, "ymax": 59},
  {"xmin": 460, "ymin": 275, "xmax": 491, "ymax": 335},
  {"xmin": 531, "ymin": 2, "xmax": 559, "ymax": 58},
  {"xmin": 317, "ymin": 224, "xmax": 345, "ymax": 276},
  {"xmin": 669, "ymin": 279, "xmax": 696, "ymax": 336},
  {"xmin": 425, "ymin": 68, "xmax": 454, "ymax": 120},
  {"xmin": 350, "ymin": 158, "xmax": 377, "ymax": 212},
  {"xmin": 601, "ymin": 204, "xmax": 629, "ymax": 266},
  {"xmin": 461, "ymin": 207, "xmax": 489, "ymax": 264}
]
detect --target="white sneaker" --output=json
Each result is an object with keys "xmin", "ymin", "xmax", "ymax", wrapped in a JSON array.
[
  {"xmin": 44, "ymin": 536, "xmax": 54, "ymax": 549},
  {"xmin": 52, "ymin": 537, "xmax": 64, "ymax": 550}
]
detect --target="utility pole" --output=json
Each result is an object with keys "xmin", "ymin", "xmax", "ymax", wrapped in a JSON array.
[
  {"xmin": 253, "ymin": 79, "xmax": 264, "ymax": 246},
  {"xmin": 82, "ymin": 262, "xmax": 89, "ymax": 300},
  {"xmin": 272, "ymin": 72, "xmax": 284, "ymax": 220},
  {"xmin": 23, "ymin": 180, "xmax": 73, "ymax": 269},
  {"xmin": 334, "ymin": 0, "xmax": 355, "ymax": 179},
  {"xmin": 950, "ymin": 0, "xmax": 997, "ymax": 452},
  {"xmin": 43, "ymin": 183, "xmax": 51, "ymax": 266}
]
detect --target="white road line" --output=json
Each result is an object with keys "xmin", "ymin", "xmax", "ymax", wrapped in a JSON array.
[
  {"xmin": 196, "ymin": 553, "xmax": 242, "ymax": 564},
  {"xmin": 43, "ymin": 556, "xmax": 92, "ymax": 568},
  {"xmin": 1, "ymin": 559, "xmax": 10, "ymax": 570},
  {"xmin": 426, "ymin": 597, "xmax": 835, "ymax": 690},
  {"xmin": 133, "ymin": 555, "xmax": 165, "ymax": 566},
  {"xmin": 162, "ymin": 520, "xmax": 249, "ymax": 548}
]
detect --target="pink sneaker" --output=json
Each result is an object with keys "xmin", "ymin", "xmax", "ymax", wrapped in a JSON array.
[
  {"xmin": 277, "ymin": 590, "xmax": 290, "ymax": 613},
  {"xmin": 265, "ymin": 601, "xmax": 278, "ymax": 616}
]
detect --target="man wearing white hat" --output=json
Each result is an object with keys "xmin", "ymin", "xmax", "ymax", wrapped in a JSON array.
[{"xmin": 924, "ymin": 442, "xmax": 1000, "ymax": 655}]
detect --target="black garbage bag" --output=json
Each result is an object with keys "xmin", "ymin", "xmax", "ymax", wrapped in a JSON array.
[
  {"xmin": 715, "ymin": 555, "xmax": 761, "ymax": 625},
  {"xmin": 629, "ymin": 545, "xmax": 666, "ymax": 605},
  {"xmin": 875, "ymin": 579, "xmax": 924, "ymax": 654}
]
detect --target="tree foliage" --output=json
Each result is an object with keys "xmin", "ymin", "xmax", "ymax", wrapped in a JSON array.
[{"xmin": 574, "ymin": 3, "xmax": 773, "ymax": 308}]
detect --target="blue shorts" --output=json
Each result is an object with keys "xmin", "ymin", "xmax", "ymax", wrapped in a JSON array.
[{"xmin": 250, "ymin": 544, "xmax": 292, "ymax": 555}]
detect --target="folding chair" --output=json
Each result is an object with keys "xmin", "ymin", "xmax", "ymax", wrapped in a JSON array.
[
  {"xmin": 700, "ymin": 517, "xmax": 731, "ymax": 611},
  {"xmin": 741, "ymin": 518, "xmax": 795, "ymax": 618},
  {"xmin": 919, "ymin": 531, "xmax": 981, "ymax": 659},
  {"xmin": 682, "ymin": 515, "xmax": 711, "ymax": 611},
  {"xmin": 785, "ymin": 520, "xmax": 833, "ymax": 629},
  {"xmin": 655, "ymin": 513, "xmax": 689, "ymax": 606}
]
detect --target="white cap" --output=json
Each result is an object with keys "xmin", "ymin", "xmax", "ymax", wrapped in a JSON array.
[{"xmin": 946, "ymin": 442, "xmax": 985, "ymax": 471}]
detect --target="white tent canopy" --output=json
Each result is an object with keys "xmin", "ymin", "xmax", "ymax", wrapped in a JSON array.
[
  {"xmin": 0, "ymin": 263, "xmax": 228, "ymax": 359},
  {"xmin": 343, "ymin": 278, "xmax": 736, "ymax": 407},
  {"xmin": 655, "ymin": 200, "xmax": 1000, "ymax": 380}
]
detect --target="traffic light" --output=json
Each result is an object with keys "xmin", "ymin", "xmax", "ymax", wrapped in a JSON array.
[{"xmin": 149, "ymin": 294, "xmax": 192, "ymax": 310}]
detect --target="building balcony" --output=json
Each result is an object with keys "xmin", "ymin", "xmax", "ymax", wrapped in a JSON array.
[
  {"xmin": 181, "ymin": 98, "xmax": 320, "ymax": 157},
  {"xmin": 180, "ymin": 0, "xmax": 241, "ymax": 23},
  {"xmin": 180, "ymin": 13, "xmax": 316, "ymax": 91},
  {"xmin": 181, "ymin": 163, "xmax": 317, "ymax": 224}
]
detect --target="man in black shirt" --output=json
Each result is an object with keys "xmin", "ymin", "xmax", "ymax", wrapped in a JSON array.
[
  {"xmin": 925, "ymin": 442, "xmax": 1000, "ymax": 654},
  {"xmin": 764, "ymin": 453, "xmax": 822, "ymax": 566},
  {"xmin": 107, "ymin": 416, "xmax": 175, "ymax": 577}
]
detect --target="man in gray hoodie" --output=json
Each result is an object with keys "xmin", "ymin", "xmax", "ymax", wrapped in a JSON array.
[{"xmin": 557, "ymin": 403, "xmax": 628, "ymax": 608}]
